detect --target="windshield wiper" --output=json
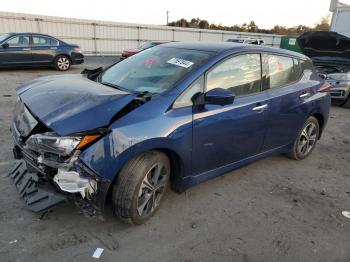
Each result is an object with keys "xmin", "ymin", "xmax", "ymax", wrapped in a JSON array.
[
  {"xmin": 81, "ymin": 67, "xmax": 103, "ymax": 80},
  {"xmin": 100, "ymin": 81, "xmax": 128, "ymax": 92}
]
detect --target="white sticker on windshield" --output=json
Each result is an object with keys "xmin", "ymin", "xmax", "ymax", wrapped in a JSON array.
[{"xmin": 167, "ymin": 58, "xmax": 194, "ymax": 68}]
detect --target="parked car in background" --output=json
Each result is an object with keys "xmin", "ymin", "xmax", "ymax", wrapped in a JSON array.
[
  {"xmin": 297, "ymin": 31, "xmax": 350, "ymax": 108},
  {"xmin": 322, "ymin": 72, "xmax": 350, "ymax": 108},
  {"xmin": 226, "ymin": 38, "xmax": 265, "ymax": 45},
  {"xmin": 0, "ymin": 32, "xmax": 84, "ymax": 71},
  {"xmin": 120, "ymin": 40, "xmax": 171, "ymax": 59},
  {"xmin": 9, "ymin": 42, "xmax": 330, "ymax": 225}
]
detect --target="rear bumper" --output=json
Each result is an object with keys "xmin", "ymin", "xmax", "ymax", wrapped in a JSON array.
[{"xmin": 71, "ymin": 52, "xmax": 85, "ymax": 65}]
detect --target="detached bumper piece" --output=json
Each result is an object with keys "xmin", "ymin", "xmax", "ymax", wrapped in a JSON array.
[{"xmin": 8, "ymin": 160, "xmax": 66, "ymax": 212}]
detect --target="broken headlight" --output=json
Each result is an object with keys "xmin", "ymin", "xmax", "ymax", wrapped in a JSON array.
[{"xmin": 26, "ymin": 132, "xmax": 82, "ymax": 156}]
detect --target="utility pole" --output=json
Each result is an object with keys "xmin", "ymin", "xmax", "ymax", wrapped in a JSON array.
[{"xmin": 166, "ymin": 10, "xmax": 169, "ymax": 25}]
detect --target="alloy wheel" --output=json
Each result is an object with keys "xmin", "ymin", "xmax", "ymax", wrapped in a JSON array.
[
  {"xmin": 297, "ymin": 122, "xmax": 317, "ymax": 157},
  {"xmin": 57, "ymin": 57, "xmax": 70, "ymax": 70},
  {"xmin": 137, "ymin": 162, "xmax": 168, "ymax": 217}
]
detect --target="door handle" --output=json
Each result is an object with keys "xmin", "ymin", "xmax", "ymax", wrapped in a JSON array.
[
  {"xmin": 22, "ymin": 48, "xmax": 31, "ymax": 51},
  {"xmin": 252, "ymin": 104, "xmax": 268, "ymax": 111},
  {"xmin": 299, "ymin": 93, "xmax": 310, "ymax": 99}
]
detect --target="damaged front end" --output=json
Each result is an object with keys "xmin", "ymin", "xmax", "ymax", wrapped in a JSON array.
[{"xmin": 9, "ymin": 100, "xmax": 104, "ymax": 213}]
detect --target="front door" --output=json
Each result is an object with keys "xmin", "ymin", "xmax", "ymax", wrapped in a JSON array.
[
  {"xmin": 192, "ymin": 53, "xmax": 269, "ymax": 175},
  {"xmin": 0, "ymin": 35, "xmax": 32, "ymax": 66}
]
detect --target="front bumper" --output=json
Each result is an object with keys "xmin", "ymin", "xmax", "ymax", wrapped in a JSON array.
[
  {"xmin": 8, "ymin": 160, "xmax": 66, "ymax": 212},
  {"xmin": 10, "ymin": 118, "xmax": 110, "ymax": 214},
  {"xmin": 328, "ymin": 80, "xmax": 350, "ymax": 101}
]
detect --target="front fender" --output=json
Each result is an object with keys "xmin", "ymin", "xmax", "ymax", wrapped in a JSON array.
[{"xmin": 78, "ymin": 117, "xmax": 193, "ymax": 184}]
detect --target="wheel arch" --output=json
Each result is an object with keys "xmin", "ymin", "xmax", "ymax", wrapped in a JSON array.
[
  {"xmin": 312, "ymin": 112, "xmax": 325, "ymax": 139},
  {"xmin": 102, "ymin": 146, "xmax": 187, "ymax": 207},
  {"xmin": 53, "ymin": 53, "xmax": 72, "ymax": 64}
]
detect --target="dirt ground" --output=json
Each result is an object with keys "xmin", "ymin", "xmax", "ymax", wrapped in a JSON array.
[{"xmin": 0, "ymin": 57, "xmax": 349, "ymax": 262}]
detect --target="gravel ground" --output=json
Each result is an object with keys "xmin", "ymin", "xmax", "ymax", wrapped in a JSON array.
[{"xmin": 0, "ymin": 57, "xmax": 349, "ymax": 262}]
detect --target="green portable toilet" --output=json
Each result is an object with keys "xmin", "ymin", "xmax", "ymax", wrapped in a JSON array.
[{"xmin": 280, "ymin": 36, "xmax": 302, "ymax": 53}]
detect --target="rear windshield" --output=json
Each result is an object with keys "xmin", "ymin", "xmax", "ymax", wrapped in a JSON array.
[{"xmin": 101, "ymin": 46, "xmax": 213, "ymax": 94}]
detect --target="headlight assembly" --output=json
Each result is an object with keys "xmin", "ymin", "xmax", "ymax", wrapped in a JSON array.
[
  {"xmin": 25, "ymin": 132, "xmax": 101, "ymax": 156},
  {"xmin": 26, "ymin": 132, "xmax": 82, "ymax": 156}
]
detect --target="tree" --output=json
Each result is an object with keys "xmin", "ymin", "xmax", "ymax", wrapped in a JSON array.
[
  {"xmin": 247, "ymin": 21, "xmax": 259, "ymax": 32},
  {"xmin": 314, "ymin": 15, "xmax": 330, "ymax": 31},
  {"xmin": 198, "ymin": 20, "xmax": 209, "ymax": 29},
  {"xmin": 166, "ymin": 16, "xmax": 330, "ymax": 35}
]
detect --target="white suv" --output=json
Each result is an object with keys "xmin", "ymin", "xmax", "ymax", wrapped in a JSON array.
[{"xmin": 226, "ymin": 38, "xmax": 265, "ymax": 45}]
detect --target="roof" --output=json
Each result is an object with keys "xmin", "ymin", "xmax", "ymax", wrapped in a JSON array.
[
  {"xmin": 5, "ymin": 32, "xmax": 56, "ymax": 38},
  {"xmin": 161, "ymin": 41, "xmax": 308, "ymax": 59}
]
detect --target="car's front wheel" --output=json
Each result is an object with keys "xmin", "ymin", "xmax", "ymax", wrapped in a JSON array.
[
  {"xmin": 288, "ymin": 116, "xmax": 320, "ymax": 160},
  {"xmin": 54, "ymin": 55, "xmax": 71, "ymax": 71},
  {"xmin": 112, "ymin": 151, "xmax": 170, "ymax": 225}
]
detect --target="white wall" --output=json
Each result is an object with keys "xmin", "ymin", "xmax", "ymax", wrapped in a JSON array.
[
  {"xmin": 331, "ymin": 7, "xmax": 350, "ymax": 37},
  {"xmin": 0, "ymin": 11, "xmax": 282, "ymax": 55}
]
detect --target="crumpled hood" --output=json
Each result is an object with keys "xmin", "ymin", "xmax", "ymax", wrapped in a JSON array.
[
  {"xmin": 17, "ymin": 74, "xmax": 137, "ymax": 136},
  {"xmin": 297, "ymin": 31, "xmax": 350, "ymax": 67}
]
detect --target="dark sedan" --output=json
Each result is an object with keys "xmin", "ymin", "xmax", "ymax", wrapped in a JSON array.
[{"xmin": 0, "ymin": 33, "xmax": 84, "ymax": 71}]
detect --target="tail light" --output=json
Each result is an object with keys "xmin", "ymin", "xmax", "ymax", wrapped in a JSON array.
[
  {"xmin": 318, "ymin": 83, "xmax": 331, "ymax": 93},
  {"xmin": 73, "ymin": 47, "xmax": 82, "ymax": 53}
]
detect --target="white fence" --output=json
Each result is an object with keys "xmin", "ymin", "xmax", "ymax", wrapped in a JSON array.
[{"xmin": 0, "ymin": 12, "xmax": 282, "ymax": 55}]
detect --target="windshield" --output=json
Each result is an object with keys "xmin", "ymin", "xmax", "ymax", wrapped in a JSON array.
[
  {"xmin": 0, "ymin": 34, "xmax": 10, "ymax": 43},
  {"xmin": 101, "ymin": 46, "xmax": 213, "ymax": 94}
]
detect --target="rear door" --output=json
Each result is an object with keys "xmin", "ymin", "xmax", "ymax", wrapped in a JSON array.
[
  {"xmin": 261, "ymin": 54, "xmax": 313, "ymax": 150},
  {"xmin": 0, "ymin": 35, "xmax": 32, "ymax": 66},
  {"xmin": 30, "ymin": 35, "xmax": 59, "ymax": 64},
  {"xmin": 192, "ymin": 53, "xmax": 270, "ymax": 175}
]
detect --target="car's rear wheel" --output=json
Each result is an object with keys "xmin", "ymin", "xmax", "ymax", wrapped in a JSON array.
[
  {"xmin": 288, "ymin": 116, "xmax": 320, "ymax": 160},
  {"xmin": 112, "ymin": 151, "xmax": 170, "ymax": 225},
  {"xmin": 54, "ymin": 55, "xmax": 71, "ymax": 71}
]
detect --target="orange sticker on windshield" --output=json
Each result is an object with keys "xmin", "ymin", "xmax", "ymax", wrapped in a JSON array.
[{"xmin": 144, "ymin": 57, "xmax": 158, "ymax": 65}]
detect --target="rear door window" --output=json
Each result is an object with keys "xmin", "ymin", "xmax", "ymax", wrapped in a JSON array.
[
  {"xmin": 206, "ymin": 53, "xmax": 262, "ymax": 96},
  {"xmin": 267, "ymin": 55, "xmax": 296, "ymax": 88},
  {"xmin": 32, "ymin": 36, "xmax": 58, "ymax": 46}
]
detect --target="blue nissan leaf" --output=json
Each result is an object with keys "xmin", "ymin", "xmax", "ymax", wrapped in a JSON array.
[{"xmin": 9, "ymin": 42, "xmax": 331, "ymax": 224}]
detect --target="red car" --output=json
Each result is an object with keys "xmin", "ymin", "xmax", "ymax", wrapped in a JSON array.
[{"xmin": 120, "ymin": 41, "xmax": 171, "ymax": 60}]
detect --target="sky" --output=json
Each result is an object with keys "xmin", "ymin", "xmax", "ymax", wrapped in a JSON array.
[{"xmin": 1, "ymin": 0, "xmax": 350, "ymax": 29}]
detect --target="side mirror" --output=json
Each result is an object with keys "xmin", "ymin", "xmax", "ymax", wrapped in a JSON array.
[
  {"xmin": 193, "ymin": 88, "xmax": 235, "ymax": 106},
  {"xmin": 1, "ymin": 43, "xmax": 9, "ymax": 49}
]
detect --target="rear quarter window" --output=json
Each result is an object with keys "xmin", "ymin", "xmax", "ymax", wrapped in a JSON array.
[{"xmin": 300, "ymin": 59, "xmax": 313, "ymax": 71}]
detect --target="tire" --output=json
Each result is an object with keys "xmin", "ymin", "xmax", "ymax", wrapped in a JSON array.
[
  {"xmin": 112, "ymin": 151, "xmax": 170, "ymax": 225},
  {"xmin": 331, "ymin": 99, "xmax": 345, "ymax": 107},
  {"xmin": 54, "ymin": 55, "xmax": 71, "ymax": 71},
  {"xmin": 288, "ymin": 116, "xmax": 320, "ymax": 160},
  {"xmin": 341, "ymin": 95, "xmax": 350, "ymax": 108}
]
